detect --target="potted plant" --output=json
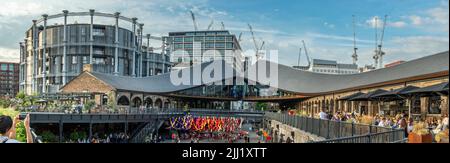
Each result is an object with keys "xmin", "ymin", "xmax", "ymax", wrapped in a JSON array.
[
  {"xmin": 408, "ymin": 122, "xmax": 432, "ymax": 143},
  {"xmin": 435, "ymin": 129, "xmax": 449, "ymax": 143}
]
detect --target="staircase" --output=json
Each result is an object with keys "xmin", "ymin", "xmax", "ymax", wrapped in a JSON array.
[{"xmin": 129, "ymin": 120, "xmax": 164, "ymax": 143}]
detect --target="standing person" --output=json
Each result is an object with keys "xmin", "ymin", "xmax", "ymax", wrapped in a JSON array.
[
  {"xmin": 319, "ymin": 109, "xmax": 328, "ymax": 120},
  {"xmin": 407, "ymin": 118, "xmax": 414, "ymax": 134},
  {"xmin": 378, "ymin": 118, "xmax": 386, "ymax": 127},
  {"xmin": 0, "ymin": 114, "xmax": 33, "ymax": 143}
]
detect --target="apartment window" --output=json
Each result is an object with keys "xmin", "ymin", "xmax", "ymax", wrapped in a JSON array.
[
  {"xmin": 215, "ymin": 43, "xmax": 225, "ymax": 48},
  {"xmin": 195, "ymin": 32, "xmax": 205, "ymax": 36},
  {"xmin": 83, "ymin": 56, "xmax": 88, "ymax": 64},
  {"xmin": 226, "ymin": 43, "xmax": 233, "ymax": 49},
  {"xmin": 184, "ymin": 37, "xmax": 193, "ymax": 42},
  {"xmin": 216, "ymin": 36, "xmax": 225, "ymax": 41},
  {"xmin": 174, "ymin": 37, "xmax": 183, "ymax": 43},
  {"xmin": 205, "ymin": 36, "xmax": 215, "ymax": 41},
  {"xmin": 1, "ymin": 64, "xmax": 7, "ymax": 71},
  {"xmin": 174, "ymin": 44, "xmax": 183, "ymax": 49},
  {"xmin": 93, "ymin": 28, "xmax": 105, "ymax": 36},
  {"xmin": 72, "ymin": 56, "xmax": 77, "ymax": 64},
  {"xmin": 205, "ymin": 43, "xmax": 214, "ymax": 48},
  {"xmin": 184, "ymin": 44, "xmax": 193, "ymax": 49},
  {"xmin": 194, "ymin": 37, "xmax": 204, "ymax": 42}
]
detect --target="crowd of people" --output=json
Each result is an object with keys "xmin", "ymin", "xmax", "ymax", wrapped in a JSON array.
[
  {"xmin": 316, "ymin": 109, "xmax": 449, "ymax": 138},
  {"xmin": 65, "ymin": 132, "xmax": 130, "ymax": 143}
]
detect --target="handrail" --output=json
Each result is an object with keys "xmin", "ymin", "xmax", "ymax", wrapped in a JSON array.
[
  {"xmin": 264, "ymin": 112, "xmax": 405, "ymax": 143},
  {"xmin": 30, "ymin": 128, "xmax": 43, "ymax": 143}
]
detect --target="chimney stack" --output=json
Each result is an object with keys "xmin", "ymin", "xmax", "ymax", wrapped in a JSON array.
[{"xmin": 83, "ymin": 64, "xmax": 93, "ymax": 72}]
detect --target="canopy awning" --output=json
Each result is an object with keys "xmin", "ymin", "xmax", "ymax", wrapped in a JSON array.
[
  {"xmin": 339, "ymin": 92, "xmax": 365, "ymax": 101},
  {"xmin": 371, "ymin": 86, "xmax": 420, "ymax": 100},
  {"xmin": 349, "ymin": 89, "xmax": 388, "ymax": 101},
  {"xmin": 403, "ymin": 82, "xmax": 448, "ymax": 96}
]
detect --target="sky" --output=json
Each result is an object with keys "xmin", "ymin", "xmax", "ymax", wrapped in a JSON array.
[{"xmin": 0, "ymin": 0, "xmax": 448, "ymax": 67}]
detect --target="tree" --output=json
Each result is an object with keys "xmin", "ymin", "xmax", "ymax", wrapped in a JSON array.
[
  {"xmin": 255, "ymin": 102, "xmax": 268, "ymax": 111},
  {"xmin": 84, "ymin": 100, "xmax": 96, "ymax": 112}
]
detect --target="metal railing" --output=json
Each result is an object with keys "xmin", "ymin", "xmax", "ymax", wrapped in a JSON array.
[
  {"xmin": 264, "ymin": 112, "xmax": 405, "ymax": 143},
  {"xmin": 129, "ymin": 120, "xmax": 164, "ymax": 143},
  {"xmin": 30, "ymin": 128, "xmax": 43, "ymax": 143},
  {"xmin": 315, "ymin": 130, "xmax": 407, "ymax": 143}
]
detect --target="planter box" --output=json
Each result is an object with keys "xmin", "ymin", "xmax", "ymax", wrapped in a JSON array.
[{"xmin": 408, "ymin": 133, "xmax": 433, "ymax": 143}]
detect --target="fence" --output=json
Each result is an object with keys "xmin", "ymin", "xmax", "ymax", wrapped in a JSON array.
[{"xmin": 264, "ymin": 112, "xmax": 405, "ymax": 143}]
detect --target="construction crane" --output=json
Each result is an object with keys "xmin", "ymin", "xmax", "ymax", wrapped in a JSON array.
[
  {"xmin": 352, "ymin": 15, "xmax": 358, "ymax": 65},
  {"xmin": 302, "ymin": 40, "xmax": 311, "ymax": 68},
  {"xmin": 190, "ymin": 10, "xmax": 198, "ymax": 31},
  {"xmin": 238, "ymin": 32, "xmax": 243, "ymax": 42},
  {"xmin": 207, "ymin": 19, "xmax": 214, "ymax": 30},
  {"xmin": 248, "ymin": 24, "xmax": 261, "ymax": 60},
  {"xmin": 297, "ymin": 47, "xmax": 302, "ymax": 67},
  {"xmin": 221, "ymin": 22, "xmax": 225, "ymax": 30},
  {"xmin": 373, "ymin": 16, "xmax": 379, "ymax": 68},
  {"xmin": 378, "ymin": 15, "xmax": 388, "ymax": 69}
]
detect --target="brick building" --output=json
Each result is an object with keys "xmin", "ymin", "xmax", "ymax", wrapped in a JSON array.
[{"xmin": 0, "ymin": 62, "xmax": 19, "ymax": 97}]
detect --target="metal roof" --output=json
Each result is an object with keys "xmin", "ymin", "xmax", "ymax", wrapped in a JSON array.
[
  {"xmin": 403, "ymin": 82, "xmax": 449, "ymax": 94},
  {"xmin": 339, "ymin": 92, "xmax": 365, "ymax": 101},
  {"xmin": 372, "ymin": 85, "xmax": 420, "ymax": 98},
  {"xmin": 349, "ymin": 89, "xmax": 388, "ymax": 101},
  {"xmin": 82, "ymin": 51, "xmax": 449, "ymax": 95}
]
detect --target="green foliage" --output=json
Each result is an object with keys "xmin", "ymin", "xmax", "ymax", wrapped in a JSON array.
[
  {"xmin": 15, "ymin": 122, "xmax": 26, "ymax": 142},
  {"xmin": 69, "ymin": 131, "xmax": 87, "ymax": 141},
  {"xmin": 84, "ymin": 100, "xmax": 96, "ymax": 111},
  {"xmin": 16, "ymin": 91, "xmax": 26, "ymax": 100},
  {"xmin": 255, "ymin": 102, "xmax": 268, "ymax": 111},
  {"xmin": 40, "ymin": 131, "xmax": 57, "ymax": 143},
  {"xmin": 0, "ymin": 98, "xmax": 11, "ymax": 108},
  {"xmin": 0, "ymin": 108, "xmax": 19, "ymax": 117},
  {"xmin": 107, "ymin": 92, "xmax": 116, "ymax": 111}
]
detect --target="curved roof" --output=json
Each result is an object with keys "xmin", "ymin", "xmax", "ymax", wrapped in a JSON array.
[
  {"xmin": 87, "ymin": 51, "xmax": 449, "ymax": 95},
  {"xmin": 274, "ymin": 51, "xmax": 448, "ymax": 94}
]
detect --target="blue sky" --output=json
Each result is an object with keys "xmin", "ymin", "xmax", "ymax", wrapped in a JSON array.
[{"xmin": 0, "ymin": 0, "xmax": 448, "ymax": 67}]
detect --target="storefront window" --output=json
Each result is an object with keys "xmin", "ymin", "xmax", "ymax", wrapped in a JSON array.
[
  {"xmin": 428, "ymin": 96, "xmax": 442, "ymax": 114},
  {"xmin": 411, "ymin": 98, "xmax": 421, "ymax": 114}
]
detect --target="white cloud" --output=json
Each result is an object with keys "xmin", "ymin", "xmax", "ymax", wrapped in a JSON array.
[
  {"xmin": 323, "ymin": 22, "xmax": 335, "ymax": 29},
  {"xmin": 366, "ymin": 16, "xmax": 384, "ymax": 28},
  {"xmin": 388, "ymin": 21, "xmax": 407, "ymax": 28},
  {"xmin": 409, "ymin": 15, "xmax": 424, "ymax": 25},
  {"xmin": 0, "ymin": 47, "xmax": 19, "ymax": 62},
  {"xmin": 405, "ymin": 1, "xmax": 449, "ymax": 32}
]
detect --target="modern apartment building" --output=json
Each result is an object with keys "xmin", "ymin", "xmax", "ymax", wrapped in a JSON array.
[
  {"xmin": 0, "ymin": 62, "xmax": 19, "ymax": 97},
  {"xmin": 165, "ymin": 30, "xmax": 244, "ymax": 71}
]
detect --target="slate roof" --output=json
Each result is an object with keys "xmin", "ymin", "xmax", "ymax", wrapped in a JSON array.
[{"xmin": 73, "ymin": 51, "xmax": 449, "ymax": 95}]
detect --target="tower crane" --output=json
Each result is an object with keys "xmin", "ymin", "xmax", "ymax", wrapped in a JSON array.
[
  {"xmin": 373, "ymin": 16, "xmax": 379, "ymax": 68},
  {"xmin": 207, "ymin": 19, "xmax": 214, "ymax": 30},
  {"xmin": 378, "ymin": 15, "xmax": 388, "ymax": 68},
  {"xmin": 238, "ymin": 32, "xmax": 243, "ymax": 42},
  {"xmin": 297, "ymin": 47, "xmax": 302, "ymax": 67},
  {"xmin": 190, "ymin": 10, "xmax": 198, "ymax": 31},
  {"xmin": 248, "ymin": 24, "xmax": 262, "ymax": 60},
  {"xmin": 221, "ymin": 22, "xmax": 225, "ymax": 30},
  {"xmin": 352, "ymin": 15, "xmax": 358, "ymax": 65},
  {"xmin": 302, "ymin": 40, "xmax": 311, "ymax": 68}
]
